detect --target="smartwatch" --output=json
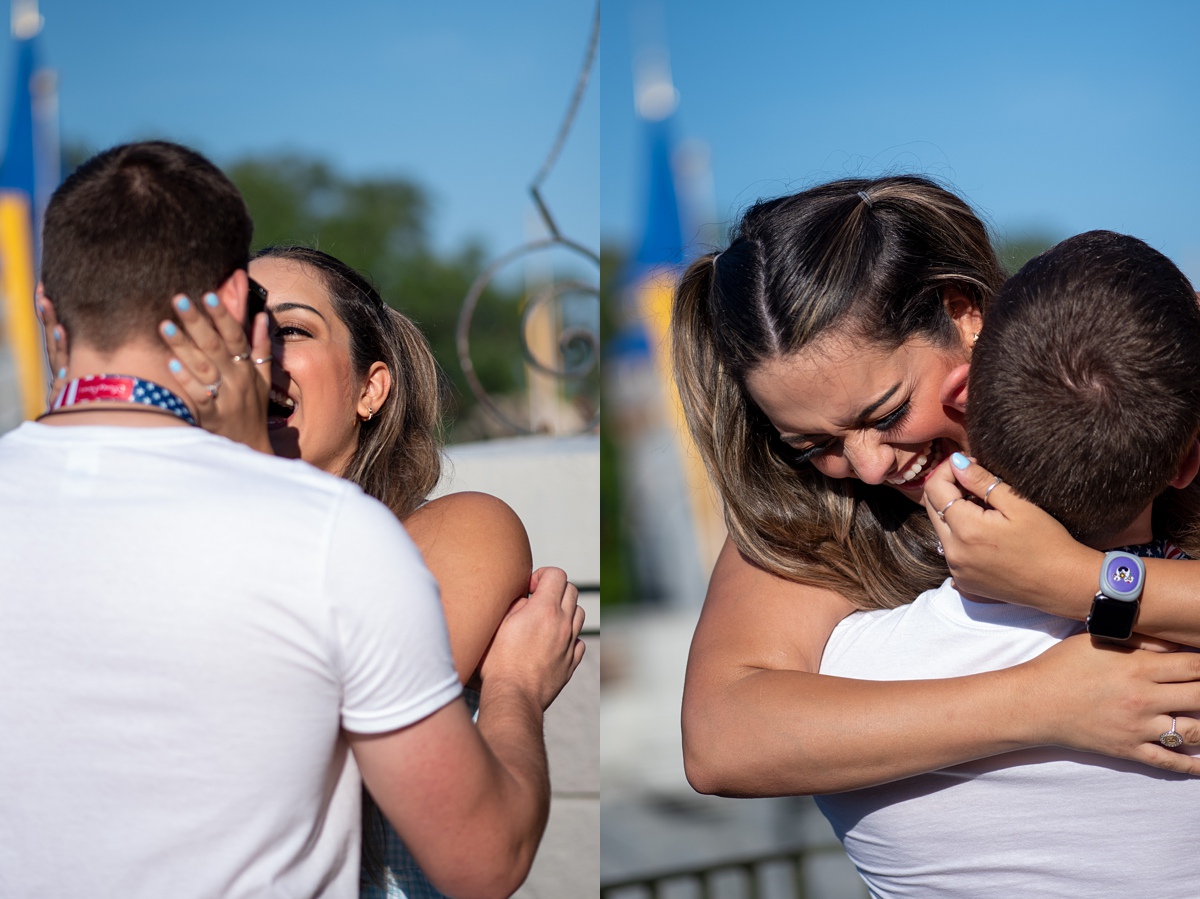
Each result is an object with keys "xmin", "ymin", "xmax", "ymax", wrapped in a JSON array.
[{"xmin": 1085, "ymin": 551, "xmax": 1145, "ymax": 641}]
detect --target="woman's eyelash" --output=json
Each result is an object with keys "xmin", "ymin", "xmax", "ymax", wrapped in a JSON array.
[
  {"xmin": 873, "ymin": 400, "xmax": 911, "ymax": 433},
  {"xmin": 790, "ymin": 439, "xmax": 832, "ymax": 464},
  {"xmin": 273, "ymin": 324, "xmax": 311, "ymax": 338}
]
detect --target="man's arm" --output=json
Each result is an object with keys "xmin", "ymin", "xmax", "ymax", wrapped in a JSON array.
[{"xmin": 349, "ymin": 568, "xmax": 584, "ymax": 899}]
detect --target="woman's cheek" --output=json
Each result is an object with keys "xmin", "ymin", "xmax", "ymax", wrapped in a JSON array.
[{"xmin": 813, "ymin": 455, "xmax": 856, "ymax": 481}]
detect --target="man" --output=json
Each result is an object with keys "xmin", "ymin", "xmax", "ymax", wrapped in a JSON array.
[
  {"xmin": 0, "ymin": 141, "xmax": 582, "ymax": 898},
  {"xmin": 816, "ymin": 231, "xmax": 1200, "ymax": 897}
]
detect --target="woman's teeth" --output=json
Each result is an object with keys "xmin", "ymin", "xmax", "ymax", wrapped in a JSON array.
[
  {"xmin": 887, "ymin": 441, "xmax": 940, "ymax": 485},
  {"xmin": 268, "ymin": 387, "xmax": 295, "ymax": 419}
]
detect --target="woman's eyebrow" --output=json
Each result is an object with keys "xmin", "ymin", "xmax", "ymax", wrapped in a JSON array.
[
  {"xmin": 270, "ymin": 301, "xmax": 327, "ymax": 322},
  {"xmin": 848, "ymin": 382, "xmax": 901, "ymax": 425}
]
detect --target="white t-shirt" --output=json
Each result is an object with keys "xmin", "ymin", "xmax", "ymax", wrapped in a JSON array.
[
  {"xmin": 0, "ymin": 422, "xmax": 462, "ymax": 898},
  {"xmin": 817, "ymin": 578, "xmax": 1200, "ymax": 899}
]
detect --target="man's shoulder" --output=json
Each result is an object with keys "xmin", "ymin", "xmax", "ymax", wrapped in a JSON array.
[{"xmin": 0, "ymin": 421, "xmax": 383, "ymax": 524}]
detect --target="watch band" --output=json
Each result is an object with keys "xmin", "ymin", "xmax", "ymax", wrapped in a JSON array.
[{"xmin": 1086, "ymin": 551, "xmax": 1145, "ymax": 641}]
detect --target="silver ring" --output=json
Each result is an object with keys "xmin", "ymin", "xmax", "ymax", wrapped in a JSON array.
[
  {"xmin": 983, "ymin": 476, "xmax": 1003, "ymax": 507},
  {"xmin": 252, "ymin": 355, "xmax": 274, "ymax": 365},
  {"xmin": 1160, "ymin": 717, "xmax": 1184, "ymax": 749},
  {"xmin": 936, "ymin": 497, "xmax": 963, "ymax": 523},
  {"xmin": 203, "ymin": 376, "xmax": 222, "ymax": 399},
  {"xmin": 230, "ymin": 352, "xmax": 251, "ymax": 363}
]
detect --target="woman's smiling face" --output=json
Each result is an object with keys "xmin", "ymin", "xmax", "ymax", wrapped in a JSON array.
[
  {"xmin": 250, "ymin": 256, "xmax": 362, "ymax": 476},
  {"xmin": 745, "ymin": 330, "xmax": 973, "ymax": 505}
]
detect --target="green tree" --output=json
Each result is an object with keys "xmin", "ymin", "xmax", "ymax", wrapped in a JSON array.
[{"xmin": 995, "ymin": 231, "xmax": 1060, "ymax": 276}]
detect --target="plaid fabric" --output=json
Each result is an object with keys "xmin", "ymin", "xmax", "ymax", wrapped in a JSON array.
[{"xmin": 361, "ymin": 688, "xmax": 482, "ymax": 899}]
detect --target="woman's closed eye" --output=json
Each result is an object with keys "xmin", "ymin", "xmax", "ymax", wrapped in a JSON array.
[
  {"xmin": 783, "ymin": 399, "xmax": 912, "ymax": 463},
  {"xmin": 784, "ymin": 436, "xmax": 836, "ymax": 464},
  {"xmin": 872, "ymin": 399, "xmax": 912, "ymax": 435}
]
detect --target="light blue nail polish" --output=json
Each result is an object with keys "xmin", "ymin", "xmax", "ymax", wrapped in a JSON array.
[
  {"xmin": 951, "ymin": 452, "xmax": 971, "ymax": 470},
  {"xmin": 163, "ymin": 322, "xmax": 177, "ymax": 337},
  {"xmin": 176, "ymin": 296, "xmax": 190, "ymax": 312},
  {"xmin": 168, "ymin": 359, "xmax": 182, "ymax": 373},
  {"xmin": 204, "ymin": 292, "xmax": 219, "ymax": 308},
  {"xmin": 57, "ymin": 367, "xmax": 67, "ymax": 379}
]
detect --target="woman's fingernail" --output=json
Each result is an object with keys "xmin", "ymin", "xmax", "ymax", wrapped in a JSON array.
[
  {"xmin": 57, "ymin": 367, "xmax": 67, "ymax": 379},
  {"xmin": 951, "ymin": 452, "xmax": 971, "ymax": 470},
  {"xmin": 176, "ymin": 296, "xmax": 191, "ymax": 312},
  {"xmin": 204, "ymin": 292, "xmax": 219, "ymax": 308},
  {"xmin": 163, "ymin": 322, "xmax": 177, "ymax": 337},
  {"xmin": 168, "ymin": 359, "xmax": 182, "ymax": 374}
]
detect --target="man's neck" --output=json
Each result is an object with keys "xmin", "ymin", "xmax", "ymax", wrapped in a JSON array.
[
  {"xmin": 39, "ymin": 340, "xmax": 197, "ymax": 429},
  {"xmin": 1096, "ymin": 504, "xmax": 1155, "ymax": 551}
]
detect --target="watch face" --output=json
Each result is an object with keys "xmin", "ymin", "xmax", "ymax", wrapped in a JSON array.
[
  {"xmin": 1103, "ymin": 554, "xmax": 1143, "ymax": 598},
  {"xmin": 1088, "ymin": 596, "xmax": 1137, "ymax": 640}
]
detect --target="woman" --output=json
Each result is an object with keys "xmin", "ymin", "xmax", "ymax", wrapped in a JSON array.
[
  {"xmin": 673, "ymin": 175, "xmax": 1200, "ymax": 799},
  {"xmin": 125, "ymin": 246, "xmax": 549, "ymax": 897}
]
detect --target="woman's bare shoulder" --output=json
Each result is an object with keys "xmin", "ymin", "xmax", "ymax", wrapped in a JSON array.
[
  {"xmin": 691, "ymin": 537, "xmax": 858, "ymax": 675},
  {"xmin": 405, "ymin": 491, "xmax": 531, "ymax": 562}
]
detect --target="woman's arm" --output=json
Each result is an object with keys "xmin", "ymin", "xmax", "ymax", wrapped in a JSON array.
[
  {"xmin": 405, "ymin": 491, "xmax": 532, "ymax": 685},
  {"xmin": 925, "ymin": 454, "xmax": 1200, "ymax": 647},
  {"xmin": 684, "ymin": 537, "xmax": 1200, "ymax": 797}
]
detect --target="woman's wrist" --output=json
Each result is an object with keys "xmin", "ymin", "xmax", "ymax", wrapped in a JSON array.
[{"xmin": 1034, "ymin": 541, "xmax": 1104, "ymax": 621}]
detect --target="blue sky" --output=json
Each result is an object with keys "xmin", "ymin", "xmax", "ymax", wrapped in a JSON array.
[
  {"xmin": 602, "ymin": 0, "xmax": 1200, "ymax": 283},
  {"xmin": 0, "ymin": 0, "xmax": 598, "ymax": 258}
]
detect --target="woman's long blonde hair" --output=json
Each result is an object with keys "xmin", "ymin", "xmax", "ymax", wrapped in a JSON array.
[{"xmin": 672, "ymin": 176, "xmax": 1004, "ymax": 610}]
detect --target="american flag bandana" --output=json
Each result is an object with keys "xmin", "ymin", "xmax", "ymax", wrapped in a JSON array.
[{"xmin": 51, "ymin": 375, "xmax": 196, "ymax": 426}]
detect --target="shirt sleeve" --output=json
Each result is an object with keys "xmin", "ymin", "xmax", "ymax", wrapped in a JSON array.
[{"xmin": 324, "ymin": 485, "xmax": 462, "ymax": 734}]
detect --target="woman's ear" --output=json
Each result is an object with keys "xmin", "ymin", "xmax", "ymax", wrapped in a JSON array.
[
  {"xmin": 943, "ymin": 286, "xmax": 984, "ymax": 352},
  {"xmin": 1169, "ymin": 438, "xmax": 1200, "ymax": 490},
  {"xmin": 939, "ymin": 363, "xmax": 971, "ymax": 414},
  {"xmin": 357, "ymin": 361, "xmax": 392, "ymax": 421}
]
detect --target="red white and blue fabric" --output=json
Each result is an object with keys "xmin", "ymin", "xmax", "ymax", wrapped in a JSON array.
[
  {"xmin": 1113, "ymin": 538, "xmax": 1187, "ymax": 561},
  {"xmin": 51, "ymin": 375, "xmax": 196, "ymax": 426}
]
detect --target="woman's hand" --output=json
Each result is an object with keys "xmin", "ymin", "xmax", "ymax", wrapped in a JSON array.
[
  {"xmin": 1022, "ymin": 632, "xmax": 1200, "ymax": 774},
  {"xmin": 160, "ymin": 292, "xmax": 273, "ymax": 454},
  {"xmin": 478, "ymin": 567, "xmax": 585, "ymax": 712},
  {"xmin": 923, "ymin": 454, "xmax": 1100, "ymax": 617}
]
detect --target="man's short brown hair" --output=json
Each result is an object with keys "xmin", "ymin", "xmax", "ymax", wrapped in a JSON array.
[
  {"xmin": 41, "ymin": 141, "xmax": 252, "ymax": 352},
  {"xmin": 968, "ymin": 230, "xmax": 1200, "ymax": 544}
]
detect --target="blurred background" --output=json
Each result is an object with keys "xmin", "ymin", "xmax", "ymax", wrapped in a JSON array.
[
  {"xmin": 0, "ymin": 0, "xmax": 599, "ymax": 440},
  {"xmin": 600, "ymin": 1, "xmax": 1200, "ymax": 896},
  {"xmin": 0, "ymin": 2, "xmax": 599, "ymax": 895}
]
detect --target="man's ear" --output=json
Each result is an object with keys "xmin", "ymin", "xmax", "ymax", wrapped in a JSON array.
[
  {"xmin": 944, "ymin": 287, "xmax": 984, "ymax": 353},
  {"xmin": 36, "ymin": 283, "xmax": 70, "ymax": 372},
  {"xmin": 357, "ymin": 361, "xmax": 392, "ymax": 421},
  {"xmin": 214, "ymin": 269, "xmax": 251, "ymax": 325},
  {"xmin": 1169, "ymin": 438, "xmax": 1200, "ymax": 490},
  {"xmin": 939, "ymin": 363, "xmax": 971, "ymax": 414}
]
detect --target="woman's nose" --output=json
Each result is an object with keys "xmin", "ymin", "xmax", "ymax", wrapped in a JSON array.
[{"xmin": 842, "ymin": 433, "xmax": 895, "ymax": 485}]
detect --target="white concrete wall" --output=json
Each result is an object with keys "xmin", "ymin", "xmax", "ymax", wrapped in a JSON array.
[{"xmin": 435, "ymin": 434, "xmax": 600, "ymax": 898}]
